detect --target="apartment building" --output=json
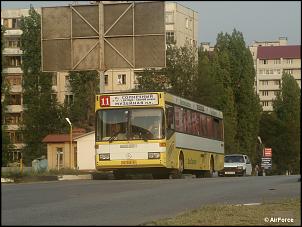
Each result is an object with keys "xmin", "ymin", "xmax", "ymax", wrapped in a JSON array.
[
  {"xmin": 249, "ymin": 37, "xmax": 301, "ymax": 112},
  {"xmin": 104, "ymin": 2, "xmax": 199, "ymax": 92},
  {"xmin": 1, "ymin": 8, "xmax": 71, "ymax": 162}
]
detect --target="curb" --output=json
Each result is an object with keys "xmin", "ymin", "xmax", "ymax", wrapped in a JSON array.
[{"xmin": 58, "ymin": 174, "xmax": 92, "ymax": 180}]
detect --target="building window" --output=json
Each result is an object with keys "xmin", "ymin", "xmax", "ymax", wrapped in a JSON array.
[
  {"xmin": 286, "ymin": 59, "xmax": 293, "ymax": 64},
  {"xmin": 261, "ymin": 80, "xmax": 269, "ymax": 85},
  {"xmin": 284, "ymin": 69, "xmax": 293, "ymax": 75},
  {"xmin": 7, "ymin": 94, "xmax": 21, "ymax": 105},
  {"xmin": 8, "ymin": 131, "xmax": 23, "ymax": 144},
  {"xmin": 166, "ymin": 31, "xmax": 175, "ymax": 44},
  {"xmin": 274, "ymin": 91, "xmax": 280, "ymax": 96},
  {"xmin": 5, "ymin": 37, "xmax": 21, "ymax": 48},
  {"xmin": 3, "ymin": 18, "xmax": 21, "ymax": 29},
  {"xmin": 52, "ymin": 74, "xmax": 57, "ymax": 86},
  {"xmin": 104, "ymin": 75, "xmax": 108, "ymax": 85},
  {"xmin": 5, "ymin": 113, "xmax": 22, "ymax": 125},
  {"xmin": 4, "ymin": 56, "xmax": 21, "ymax": 67},
  {"xmin": 6, "ymin": 75, "xmax": 22, "ymax": 86},
  {"xmin": 65, "ymin": 75, "xmax": 70, "ymax": 87},
  {"xmin": 185, "ymin": 18, "xmax": 189, "ymax": 29},
  {"xmin": 262, "ymin": 91, "xmax": 269, "ymax": 96},
  {"xmin": 262, "ymin": 101, "xmax": 269, "ymax": 107},
  {"xmin": 165, "ymin": 11, "xmax": 174, "ymax": 24},
  {"xmin": 51, "ymin": 93, "xmax": 57, "ymax": 101},
  {"xmin": 56, "ymin": 148, "xmax": 64, "ymax": 170},
  {"xmin": 259, "ymin": 59, "xmax": 268, "ymax": 64},
  {"xmin": 274, "ymin": 80, "xmax": 280, "ymax": 86},
  {"xmin": 65, "ymin": 94, "xmax": 74, "ymax": 106},
  {"xmin": 274, "ymin": 59, "xmax": 281, "ymax": 64},
  {"xmin": 117, "ymin": 74, "xmax": 126, "ymax": 85}
]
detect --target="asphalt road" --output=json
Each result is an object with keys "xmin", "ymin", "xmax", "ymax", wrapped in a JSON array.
[{"xmin": 2, "ymin": 175, "xmax": 300, "ymax": 225}]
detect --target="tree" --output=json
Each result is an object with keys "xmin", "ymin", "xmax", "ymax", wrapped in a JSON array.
[
  {"xmin": 193, "ymin": 47, "xmax": 238, "ymax": 154},
  {"xmin": 259, "ymin": 112, "xmax": 286, "ymax": 175},
  {"xmin": 68, "ymin": 70, "xmax": 99, "ymax": 131},
  {"xmin": 165, "ymin": 44, "xmax": 198, "ymax": 100},
  {"xmin": 272, "ymin": 73, "xmax": 300, "ymax": 174},
  {"xmin": 215, "ymin": 30, "xmax": 261, "ymax": 162},
  {"xmin": 135, "ymin": 44, "xmax": 198, "ymax": 100},
  {"xmin": 134, "ymin": 68, "xmax": 167, "ymax": 92},
  {"xmin": 20, "ymin": 6, "xmax": 66, "ymax": 165}
]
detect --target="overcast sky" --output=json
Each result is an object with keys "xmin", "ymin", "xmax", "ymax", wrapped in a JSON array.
[{"xmin": 1, "ymin": 1, "xmax": 301, "ymax": 45}]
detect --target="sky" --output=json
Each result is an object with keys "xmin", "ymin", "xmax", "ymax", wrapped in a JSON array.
[{"xmin": 1, "ymin": 1, "xmax": 301, "ymax": 45}]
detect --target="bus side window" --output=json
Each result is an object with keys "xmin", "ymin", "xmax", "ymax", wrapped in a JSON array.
[
  {"xmin": 200, "ymin": 113, "xmax": 207, "ymax": 137},
  {"xmin": 166, "ymin": 104, "xmax": 174, "ymax": 138}
]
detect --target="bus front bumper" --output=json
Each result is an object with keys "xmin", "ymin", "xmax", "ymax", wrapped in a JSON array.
[{"xmin": 96, "ymin": 159, "xmax": 166, "ymax": 170}]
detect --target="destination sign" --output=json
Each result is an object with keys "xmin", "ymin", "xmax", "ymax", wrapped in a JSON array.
[{"xmin": 100, "ymin": 94, "xmax": 159, "ymax": 107}]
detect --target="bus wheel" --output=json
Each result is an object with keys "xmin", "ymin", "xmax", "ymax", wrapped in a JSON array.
[
  {"xmin": 113, "ymin": 170, "xmax": 126, "ymax": 180},
  {"xmin": 204, "ymin": 157, "xmax": 214, "ymax": 178},
  {"xmin": 209, "ymin": 156, "xmax": 214, "ymax": 177},
  {"xmin": 172, "ymin": 153, "xmax": 184, "ymax": 179}
]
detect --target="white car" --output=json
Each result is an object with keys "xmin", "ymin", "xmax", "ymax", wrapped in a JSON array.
[{"xmin": 218, "ymin": 154, "xmax": 252, "ymax": 176}]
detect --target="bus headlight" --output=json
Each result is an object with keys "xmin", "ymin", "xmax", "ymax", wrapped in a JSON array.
[
  {"xmin": 148, "ymin": 152, "xmax": 160, "ymax": 159},
  {"xmin": 99, "ymin": 153, "xmax": 110, "ymax": 160}
]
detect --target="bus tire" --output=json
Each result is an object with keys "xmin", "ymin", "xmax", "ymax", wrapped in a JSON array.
[
  {"xmin": 204, "ymin": 156, "xmax": 215, "ymax": 178},
  {"xmin": 152, "ymin": 173, "xmax": 169, "ymax": 179},
  {"xmin": 113, "ymin": 170, "xmax": 126, "ymax": 180},
  {"xmin": 172, "ymin": 152, "xmax": 184, "ymax": 179}
]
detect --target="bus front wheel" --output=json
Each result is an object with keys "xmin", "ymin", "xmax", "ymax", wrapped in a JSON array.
[{"xmin": 113, "ymin": 170, "xmax": 126, "ymax": 180}]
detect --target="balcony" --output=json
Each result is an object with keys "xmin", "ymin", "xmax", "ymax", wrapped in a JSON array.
[
  {"xmin": 2, "ymin": 67, "xmax": 23, "ymax": 74},
  {"xmin": 3, "ymin": 48, "xmax": 22, "ymax": 55},
  {"xmin": 9, "ymin": 85, "xmax": 22, "ymax": 93},
  {"xmin": 258, "ymin": 84, "xmax": 280, "ymax": 90},
  {"xmin": 5, "ymin": 125, "xmax": 21, "ymax": 131},
  {"xmin": 4, "ymin": 30, "xmax": 22, "ymax": 36},
  {"xmin": 262, "ymin": 105, "xmax": 273, "ymax": 112},
  {"xmin": 6, "ymin": 105, "xmax": 23, "ymax": 113}
]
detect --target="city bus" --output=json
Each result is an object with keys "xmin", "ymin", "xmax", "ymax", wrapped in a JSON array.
[{"xmin": 95, "ymin": 92, "xmax": 224, "ymax": 179}]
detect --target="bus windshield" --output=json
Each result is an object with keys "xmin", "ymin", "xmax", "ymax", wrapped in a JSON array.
[{"xmin": 96, "ymin": 108, "xmax": 164, "ymax": 142}]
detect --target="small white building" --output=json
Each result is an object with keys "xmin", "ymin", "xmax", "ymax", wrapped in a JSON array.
[{"xmin": 74, "ymin": 131, "xmax": 96, "ymax": 171}]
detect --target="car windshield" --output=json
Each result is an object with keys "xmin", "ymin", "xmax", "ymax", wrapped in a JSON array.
[
  {"xmin": 96, "ymin": 108, "xmax": 164, "ymax": 141},
  {"xmin": 224, "ymin": 156, "xmax": 244, "ymax": 163}
]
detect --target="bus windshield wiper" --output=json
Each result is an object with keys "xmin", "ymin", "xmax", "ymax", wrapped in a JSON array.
[{"xmin": 108, "ymin": 131, "xmax": 120, "ymax": 143}]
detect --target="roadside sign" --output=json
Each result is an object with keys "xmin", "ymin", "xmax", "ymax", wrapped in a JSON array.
[
  {"xmin": 41, "ymin": 1, "xmax": 166, "ymax": 72},
  {"xmin": 261, "ymin": 157, "xmax": 272, "ymax": 169},
  {"xmin": 263, "ymin": 148, "xmax": 272, "ymax": 157}
]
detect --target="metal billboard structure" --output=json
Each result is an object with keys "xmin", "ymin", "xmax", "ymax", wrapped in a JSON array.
[{"xmin": 41, "ymin": 1, "xmax": 166, "ymax": 72}]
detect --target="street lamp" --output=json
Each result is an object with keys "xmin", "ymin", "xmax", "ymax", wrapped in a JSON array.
[{"xmin": 65, "ymin": 118, "xmax": 73, "ymax": 169}]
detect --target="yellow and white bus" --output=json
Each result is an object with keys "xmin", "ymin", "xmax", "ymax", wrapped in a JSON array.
[{"xmin": 95, "ymin": 92, "xmax": 224, "ymax": 179}]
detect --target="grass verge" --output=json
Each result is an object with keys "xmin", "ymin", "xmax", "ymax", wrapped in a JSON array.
[{"xmin": 143, "ymin": 198, "xmax": 300, "ymax": 226}]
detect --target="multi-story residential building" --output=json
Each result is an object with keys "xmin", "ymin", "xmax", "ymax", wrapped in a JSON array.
[
  {"xmin": 249, "ymin": 37, "xmax": 301, "ymax": 112},
  {"xmin": 1, "ymin": 8, "xmax": 71, "ymax": 162},
  {"xmin": 2, "ymin": 9, "xmax": 30, "ymax": 162}
]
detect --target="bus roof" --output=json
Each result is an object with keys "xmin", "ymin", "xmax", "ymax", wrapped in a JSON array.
[{"xmin": 164, "ymin": 92, "xmax": 223, "ymax": 119}]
